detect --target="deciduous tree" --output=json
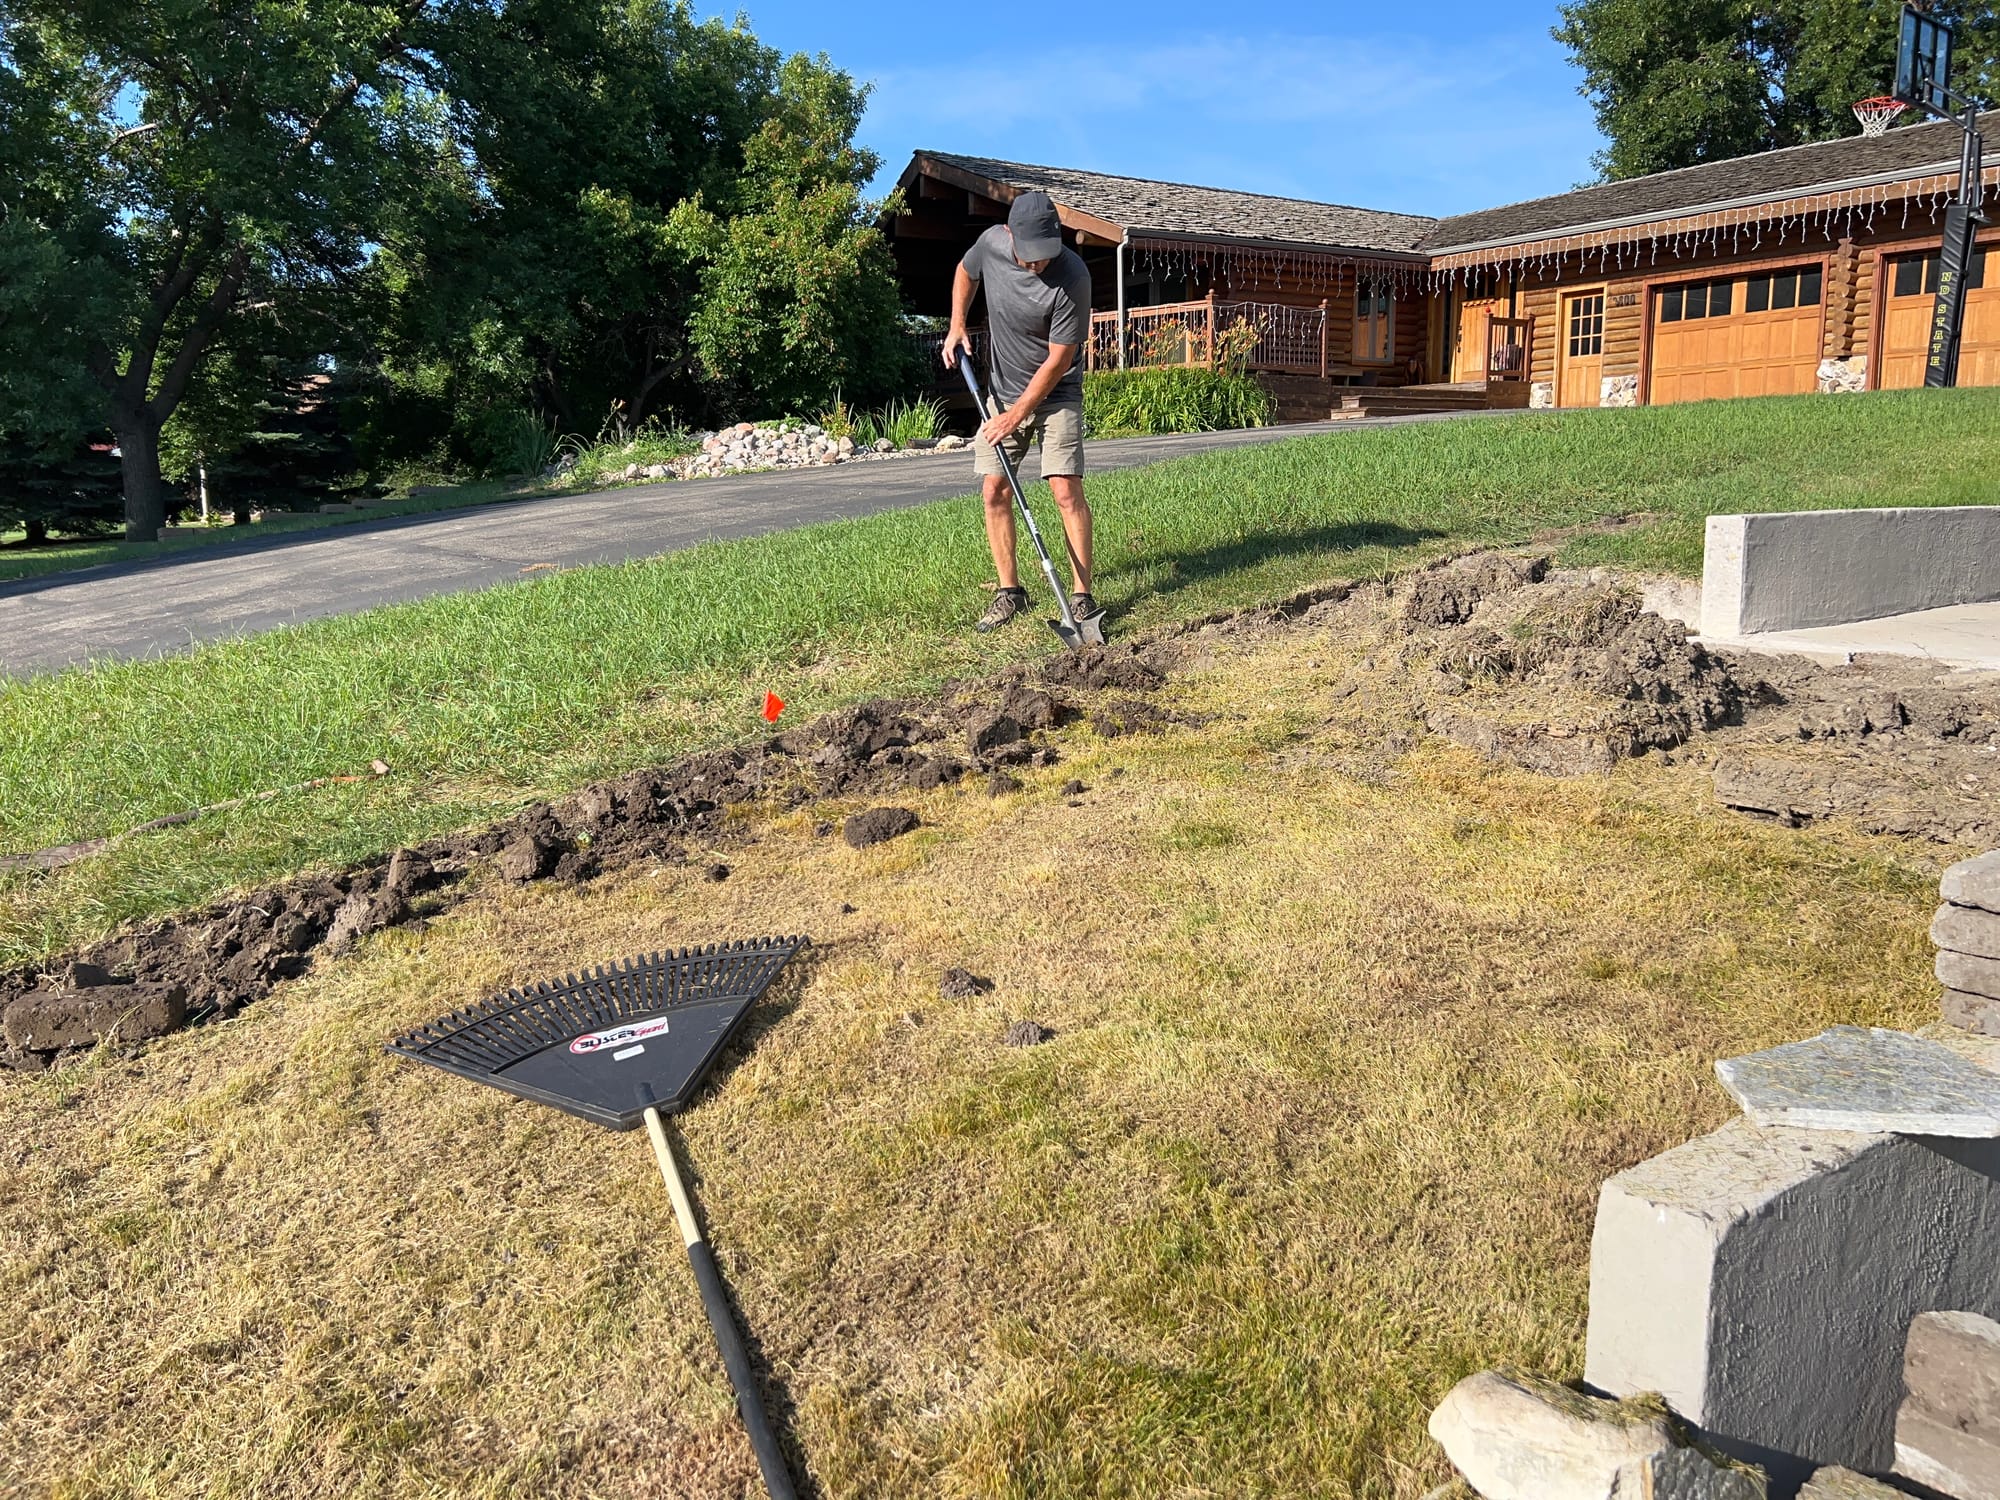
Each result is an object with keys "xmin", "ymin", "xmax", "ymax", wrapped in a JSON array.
[
  {"xmin": 1, "ymin": 0, "xmax": 437, "ymax": 539},
  {"xmin": 1556, "ymin": 0, "xmax": 2000, "ymax": 180}
]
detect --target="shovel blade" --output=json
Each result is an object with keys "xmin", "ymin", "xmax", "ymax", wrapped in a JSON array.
[
  {"xmin": 1074, "ymin": 609, "xmax": 1108, "ymax": 647},
  {"xmin": 1047, "ymin": 617, "xmax": 1085, "ymax": 653}
]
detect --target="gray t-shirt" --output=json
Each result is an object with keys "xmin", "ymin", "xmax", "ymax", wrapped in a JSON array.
[{"xmin": 961, "ymin": 224, "xmax": 1092, "ymax": 407}]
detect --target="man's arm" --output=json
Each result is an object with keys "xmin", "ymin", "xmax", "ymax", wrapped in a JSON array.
[
  {"xmin": 978, "ymin": 343, "xmax": 1076, "ymax": 444},
  {"xmin": 943, "ymin": 263, "xmax": 979, "ymax": 367}
]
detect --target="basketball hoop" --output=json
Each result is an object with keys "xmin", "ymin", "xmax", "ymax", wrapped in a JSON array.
[{"xmin": 1853, "ymin": 95, "xmax": 1908, "ymax": 137}]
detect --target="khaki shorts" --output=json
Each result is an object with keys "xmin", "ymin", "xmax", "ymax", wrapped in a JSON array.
[{"xmin": 974, "ymin": 399, "xmax": 1085, "ymax": 479}]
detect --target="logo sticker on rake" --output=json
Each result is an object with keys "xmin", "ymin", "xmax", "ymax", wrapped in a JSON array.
[{"xmin": 569, "ymin": 1016, "xmax": 672, "ymax": 1055}]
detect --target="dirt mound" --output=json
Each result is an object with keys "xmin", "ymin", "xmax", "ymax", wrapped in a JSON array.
[
  {"xmin": 1039, "ymin": 643, "xmax": 1167, "ymax": 693},
  {"xmin": 1400, "ymin": 553, "xmax": 1550, "ymax": 628},
  {"xmin": 939, "ymin": 968, "xmax": 994, "ymax": 999},
  {"xmin": 843, "ymin": 807, "xmax": 920, "ymax": 849},
  {"xmin": 1003, "ymin": 1019, "xmax": 1054, "ymax": 1047}
]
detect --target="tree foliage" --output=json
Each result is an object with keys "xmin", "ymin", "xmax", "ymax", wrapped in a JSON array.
[
  {"xmin": 0, "ymin": 0, "xmax": 914, "ymax": 539},
  {"xmin": 1555, "ymin": 0, "xmax": 2000, "ymax": 180}
]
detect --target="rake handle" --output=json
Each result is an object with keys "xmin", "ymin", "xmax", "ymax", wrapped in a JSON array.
[
  {"xmin": 644, "ymin": 1106, "xmax": 797, "ymax": 1500},
  {"xmin": 955, "ymin": 354, "xmax": 1082, "ymax": 635}
]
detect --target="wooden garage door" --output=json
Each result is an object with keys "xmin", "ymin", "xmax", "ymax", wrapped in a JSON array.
[
  {"xmin": 1648, "ymin": 265, "xmax": 1824, "ymax": 405},
  {"xmin": 1876, "ymin": 246, "xmax": 1999, "ymax": 388}
]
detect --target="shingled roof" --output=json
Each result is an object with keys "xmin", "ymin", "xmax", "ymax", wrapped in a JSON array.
[
  {"xmin": 913, "ymin": 151, "xmax": 1438, "ymax": 258},
  {"xmin": 1422, "ymin": 111, "xmax": 2000, "ymax": 253}
]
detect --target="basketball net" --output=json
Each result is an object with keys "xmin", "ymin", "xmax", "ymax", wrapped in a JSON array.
[{"xmin": 1853, "ymin": 95, "xmax": 1908, "ymax": 137}]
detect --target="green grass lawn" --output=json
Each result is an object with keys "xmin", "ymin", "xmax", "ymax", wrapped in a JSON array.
[
  {"xmin": 0, "ymin": 478, "xmax": 552, "ymax": 585},
  {"xmin": 3, "ymin": 388, "xmax": 1996, "ymax": 967}
]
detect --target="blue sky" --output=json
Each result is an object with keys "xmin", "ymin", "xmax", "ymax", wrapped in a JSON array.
[{"xmin": 725, "ymin": 0, "xmax": 1606, "ymax": 217}]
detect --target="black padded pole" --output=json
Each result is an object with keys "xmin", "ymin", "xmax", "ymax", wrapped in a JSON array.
[{"xmin": 643, "ymin": 1106, "xmax": 797, "ymax": 1500}]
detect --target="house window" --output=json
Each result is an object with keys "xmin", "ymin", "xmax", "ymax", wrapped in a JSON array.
[
  {"xmin": 1355, "ymin": 285, "xmax": 1394, "ymax": 362},
  {"xmin": 1567, "ymin": 292, "xmax": 1605, "ymax": 357},
  {"xmin": 1657, "ymin": 278, "xmax": 1734, "ymax": 323},
  {"xmin": 1892, "ymin": 249, "xmax": 1989, "ymax": 297},
  {"xmin": 1745, "ymin": 265, "xmax": 1823, "ymax": 313}
]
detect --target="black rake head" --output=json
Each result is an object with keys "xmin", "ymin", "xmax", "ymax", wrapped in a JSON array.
[{"xmin": 387, "ymin": 936, "xmax": 809, "ymax": 1130}]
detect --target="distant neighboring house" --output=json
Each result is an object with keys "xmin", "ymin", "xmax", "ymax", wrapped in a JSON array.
[{"xmin": 887, "ymin": 112, "xmax": 1999, "ymax": 414}]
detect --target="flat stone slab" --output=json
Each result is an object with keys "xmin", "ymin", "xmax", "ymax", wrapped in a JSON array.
[
  {"xmin": 1715, "ymin": 1026, "xmax": 2000, "ymax": 1136},
  {"xmin": 1945, "ymin": 850, "xmax": 2000, "ymax": 914}
]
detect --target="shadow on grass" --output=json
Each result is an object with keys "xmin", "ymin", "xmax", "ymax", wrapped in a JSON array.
[{"xmin": 1117, "ymin": 519, "xmax": 1441, "ymax": 610}]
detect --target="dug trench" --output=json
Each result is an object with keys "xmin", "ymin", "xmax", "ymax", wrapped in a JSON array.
[{"xmin": 3, "ymin": 549, "xmax": 1996, "ymax": 1074}]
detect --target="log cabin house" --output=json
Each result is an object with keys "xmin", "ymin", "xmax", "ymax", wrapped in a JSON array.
[{"xmin": 887, "ymin": 113, "xmax": 1999, "ymax": 419}]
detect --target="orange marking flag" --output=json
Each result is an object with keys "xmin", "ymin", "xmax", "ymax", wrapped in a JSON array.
[{"xmin": 761, "ymin": 692, "xmax": 785, "ymax": 723}]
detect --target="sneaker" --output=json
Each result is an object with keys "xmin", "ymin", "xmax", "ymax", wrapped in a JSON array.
[
  {"xmin": 976, "ymin": 587, "xmax": 1029, "ymax": 632},
  {"xmin": 1070, "ymin": 592, "xmax": 1103, "ymax": 620}
]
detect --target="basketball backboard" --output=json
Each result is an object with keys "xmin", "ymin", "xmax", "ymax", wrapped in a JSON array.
[{"xmin": 1895, "ymin": 3, "xmax": 1955, "ymax": 116}]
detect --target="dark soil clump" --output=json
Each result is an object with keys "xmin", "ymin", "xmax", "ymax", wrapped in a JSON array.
[
  {"xmin": 1003, "ymin": 1019, "xmax": 1054, "ymax": 1047},
  {"xmin": 939, "ymin": 968, "xmax": 994, "ymax": 999},
  {"xmin": 843, "ymin": 807, "xmax": 920, "ymax": 849}
]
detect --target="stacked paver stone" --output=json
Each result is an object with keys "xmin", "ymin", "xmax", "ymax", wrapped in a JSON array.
[{"xmin": 1936, "ymin": 849, "xmax": 2000, "ymax": 1037}]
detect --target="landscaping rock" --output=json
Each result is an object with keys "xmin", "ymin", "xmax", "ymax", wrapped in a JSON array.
[
  {"xmin": 1427, "ymin": 1369, "xmax": 1675, "ymax": 1500},
  {"xmin": 704, "ymin": 862, "xmax": 730, "ymax": 882},
  {"xmin": 939, "ymin": 968, "xmax": 993, "ymax": 999},
  {"xmin": 986, "ymin": 772, "xmax": 1023, "ymax": 797},
  {"xmin": 1894, "ymin": 1404, "xmax": 2000, "ymax": 1499},
  {"xmin": 843, "ymin": 807, "xmax": 919, "ymax": 849},
  {"xmin": 1060, "ymin": 778, "xmax": 1087, "ymax": 797},
  {"xmin": 1945, "ymin": 851, "xmax": 2000, "ymax": 914},
  {"xmin": 1936, "ymin": 903, "xmax": 2000, "ymax": 961},
  {"xmin": 1902, "ymin": 1310, "xmax": 2000, "ymax": 1438},
  {"xmin": 1798, "ymin": 1468, "xmax": 1904, "ymax": 1500},
  {"xmin": 1941, "ymin": 950, "xmax": 2000, "ymax": 1001},
  {"xmin": 1946, "ymin": 989, "xmax": 2000, "ymax": 1037},
  {"xmin": 1003, "ymin": 1019, "xmax": 1053, "ymax": 1047},
  {"xmin": 1619, "ymin": 1446, "xmax": 1765, "ymax": 1499},
  {"xmin": 3, "ymin": 980, "xmax": 188, "ymax": 1051},
  {"xmin": 1715, "ymin": 1026, "xmax": 2000, "ymax": 1136}
]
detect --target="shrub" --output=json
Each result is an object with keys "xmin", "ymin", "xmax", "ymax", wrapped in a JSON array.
[{"xmin": 1083, "ymin": 368, "xmax": 1272, "ymax": 437}]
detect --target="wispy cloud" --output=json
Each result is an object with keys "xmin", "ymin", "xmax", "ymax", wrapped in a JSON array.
[{"xmin": 854, "ymin": 26, "xmax": 1602, "ymax": 216}]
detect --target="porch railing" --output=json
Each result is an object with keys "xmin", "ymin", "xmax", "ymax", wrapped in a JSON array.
[
  {"xmin": 909, "ymin": 296, "xmax": 1337, "ymax": 390},
  {"xmin": 1086, "ymin": 295, "xmax": 1332, "ymax": 377}
]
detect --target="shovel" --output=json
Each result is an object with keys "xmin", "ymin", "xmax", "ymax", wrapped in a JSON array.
[{"xmin": 955, "ymin": 355, "xmax": 1106, "ymax": 651}]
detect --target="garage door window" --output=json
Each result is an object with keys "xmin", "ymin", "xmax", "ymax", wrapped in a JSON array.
[
  {"xmin": 1658, "ymin": 279, "xmax": 1734, "ymax": 322},
  {"xmin": 1746, "ymin": 266, "xmax": 1822, "ymax": 313},
  {"xmin": 1892, "ymin": 249, "xmax": 1989, "ymax": 297}
]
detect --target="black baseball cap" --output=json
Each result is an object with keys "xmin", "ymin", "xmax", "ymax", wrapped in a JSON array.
[{"xmin": 1008, "ymin": 190, "xmax": 1063, "ymax": 262}]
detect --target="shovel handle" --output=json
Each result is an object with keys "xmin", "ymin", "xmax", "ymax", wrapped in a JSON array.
[{"xmin": 645, "ymin": 1107, "xmax": 798, "ymax": 1500}]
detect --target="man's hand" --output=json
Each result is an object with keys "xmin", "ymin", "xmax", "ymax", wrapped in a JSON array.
[
  {"xmin": 979, "ymin": 405, "xmax": 1024, "ymax": 445},
  {"xmin": 941, "ymin": 325, "xmax": 971, "ymax": 368}
]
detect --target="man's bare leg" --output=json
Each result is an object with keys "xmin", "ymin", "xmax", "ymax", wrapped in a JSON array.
[
  {"xmin": 982, "ymin": 474, "xmax": 1019, "ymax": 589},
  {"xmin": 1049, "ymin": 475, "xmax": 1092, "ymax": 598}
]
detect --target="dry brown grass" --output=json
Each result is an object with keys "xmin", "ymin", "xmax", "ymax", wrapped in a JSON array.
[{"xmin": 0, "ymin": 617, "xmax": 1947, "ymax": 1499}]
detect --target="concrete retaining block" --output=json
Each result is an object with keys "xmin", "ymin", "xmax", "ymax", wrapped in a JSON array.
[
  {"xmin": 1584, "ymin": 1118, "xmax": 2000, "ymax": 1489},
  {"xmin": 1700, "ymin": 506, "xmax": 2000, "ymax": 637}
]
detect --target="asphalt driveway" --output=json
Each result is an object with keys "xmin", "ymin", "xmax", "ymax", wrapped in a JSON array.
[{"xmin": 0, "ymin": 413, "xmax": 1496, "ymax": 677}]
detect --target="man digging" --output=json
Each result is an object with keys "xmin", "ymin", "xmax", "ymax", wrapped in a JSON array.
[{"xmin": 942, "ymin": 190, "xmax": 1101, "ymax": 635}]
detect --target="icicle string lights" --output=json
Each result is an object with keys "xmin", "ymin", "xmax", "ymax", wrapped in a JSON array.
[{"xmin": 1424, "ymin": 164, "xmax": 1997, "ymax": 292}]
